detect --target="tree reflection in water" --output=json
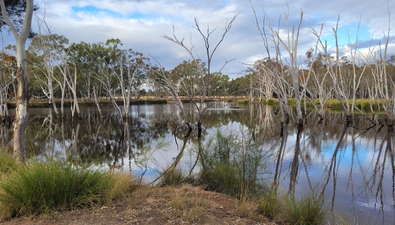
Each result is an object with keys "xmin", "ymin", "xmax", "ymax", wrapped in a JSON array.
[{"xmin": 1, "ymin": 104, "xmax": 395, "ymax": 224}]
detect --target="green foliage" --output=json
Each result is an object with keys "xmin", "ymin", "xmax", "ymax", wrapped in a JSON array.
[
  {"xmin": 0, "ymin": 160, "xmax": 111, "ymax": 220},
  {"xmin": 0, "ymin": 151, "xmax": 17, "ymax": 175},
  {"xmin": 287, "ymin": 99, "xmax": 296, "ymax": 105},
  {"xmin": 201, "ymin": 162, "xmax": 243, "ymax": 197},
  {"xmin": 198, "ymin": 130, "xmax": 267, "ymax": 199},
  {"xmin": 266, "ymin": 99, "xmax": 275, "ymax": 105},
  {"xmin": 237, "ymin": 99, "xmax": 249, "ymax": 104}
]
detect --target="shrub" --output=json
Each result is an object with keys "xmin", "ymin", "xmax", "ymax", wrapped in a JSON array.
[
  {"xmin": 201, "ymin": 162, "xmax": 243, "ymax": 197},
  {"xmin": 198, "ymin": 130, "xmax": 268, "ymax": 199}
]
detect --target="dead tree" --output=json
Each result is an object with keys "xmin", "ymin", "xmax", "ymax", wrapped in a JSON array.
[{"xmin": 161, "ymin": 13, "xmax": 239, "ymax": 138}]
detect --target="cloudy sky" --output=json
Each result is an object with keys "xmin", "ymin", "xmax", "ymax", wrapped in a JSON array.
[{"xmin": 3, "ymin": 0, "xmax": 395, "ymax": 78}]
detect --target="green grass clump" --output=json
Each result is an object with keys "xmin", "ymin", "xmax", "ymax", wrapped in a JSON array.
[
  {"xmin": 0, "ymin": 160, "xmax": 112, "ymax": 220},
  {"xmin": 259, "ymin": 191, "xmax": 328, "ymax": 225},
  {"xmin": 260, "ymin": 190, "xmax": 281, "ymax": 220},
  {"xmin": 237, "ymin": 99, "xmax": 249, "ymax": 104},
  {"xmin": 279, "ymin": 194, "xmax": 327, "ymax": 225}
]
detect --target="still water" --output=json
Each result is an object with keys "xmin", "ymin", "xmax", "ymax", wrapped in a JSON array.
[{"xmin": 1, "ymin": 103, "xmax": 394, "ymax": 224}]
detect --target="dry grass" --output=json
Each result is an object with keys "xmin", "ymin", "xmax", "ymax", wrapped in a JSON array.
[
  {"xmin": 168, "ymin": 186, "xmax": 208, "ymax": 223},
  {"xmin": 105, "ymin": 172, "xmax": 134, "ymax": 204},
  {"xmin": 234, "ymin": 197, "xmax": 259, "ymax": 219}
]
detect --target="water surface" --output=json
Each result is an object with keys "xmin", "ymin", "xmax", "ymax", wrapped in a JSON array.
[{"xmin": 1, "ymin": 103, "xmax": 394, "ymax": 224}]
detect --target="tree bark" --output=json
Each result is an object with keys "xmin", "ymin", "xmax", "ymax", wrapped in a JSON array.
[{"xmin": 1, "ymin": 0, "xmax": 34, "ymax": 162}]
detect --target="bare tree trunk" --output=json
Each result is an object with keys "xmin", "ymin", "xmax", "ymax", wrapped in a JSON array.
[
  {"xmin": 71, "ymin": 66, "xmax": 81, "ymax": 118},
  {"xmin": 92, "ymin": 86, "xmax": 103, "ymax": 120},
  {"xmin": 1, "ymin": 0, "xmax": 34, "ymax": 162},
  {"xmin": 273, "ymin": 6, "xmax": 304, "ymax": 131}
]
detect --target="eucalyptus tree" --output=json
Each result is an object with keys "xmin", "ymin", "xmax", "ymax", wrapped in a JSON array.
[
  {"xmin": 61, "ymin": 41, "xmax": 106, "ymax": 117},
  {"xmin": 0, "ymin": 0, "xmax": 34, "ymax": 162},
  {"xmin": 27, "ymin": 34, "xmax": 69, "ymax": 117},
  {"xmin": 0, "ymin": 51, "xmax": 16, "ymax": 121},
  {"xmin": 67, "ymin": 41, "xmax": 100, "ymax": 99},
  {"xmin": 209, "ymin": 72, "xmax": 230, "ymax": 97},
  {"xmin": 95, "ymin": 38, "xmax": 149, "ymax": 119},
  {"xmin": 228, "ymin": 75, "xmax": 251, "ymax": 96},
  {"xmin": 169, "ymin": 59, "xmax": 206, "ymax": 97}
]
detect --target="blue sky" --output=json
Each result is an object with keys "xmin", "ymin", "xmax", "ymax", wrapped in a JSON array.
[{"xmin": 2, "ymin": 0, "xmax": 395, "ymax": 78}]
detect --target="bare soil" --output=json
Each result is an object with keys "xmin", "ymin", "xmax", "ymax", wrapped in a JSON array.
[{"xmin": 0, "ymin": 185, "xmax": 276, "ymax": 225}]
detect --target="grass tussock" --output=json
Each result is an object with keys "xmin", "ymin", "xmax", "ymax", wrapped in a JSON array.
[
  {"xmin": 105, "ymin": 172, "xmax": 134, "ymax": 204},
  {"xmin": 234, "ymin": 196, "xmax": 259, "ymax": 219},
  {"xmin": 261, "ymin": 192, "xmax": 328, "ymax": 225},
  {"xmin": 0, "ymin": 160, "xmax": 133, "ymax": 221},
  {"xmin": 260, "ymin": 190, "xmax": 282, "ymax": 220}
]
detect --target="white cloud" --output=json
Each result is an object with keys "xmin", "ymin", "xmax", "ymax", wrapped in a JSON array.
[{"xmin": 3, "ymin": 0, "xmax": 394, "ymax": 79}]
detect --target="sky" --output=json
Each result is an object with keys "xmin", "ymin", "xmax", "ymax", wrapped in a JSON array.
[{"xmin": 2, "ymin": 0, "xmax": 395, "ymax": 79}]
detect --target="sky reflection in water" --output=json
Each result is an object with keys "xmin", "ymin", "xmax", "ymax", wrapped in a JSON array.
[{"xmin": 2, "ymin": 103, "xmax": 394, "ymax": 224}]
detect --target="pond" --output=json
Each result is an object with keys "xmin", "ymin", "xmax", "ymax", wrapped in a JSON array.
[{"xmin": 1, "ymin": 103, "xmax": 394, "ymax": 224}]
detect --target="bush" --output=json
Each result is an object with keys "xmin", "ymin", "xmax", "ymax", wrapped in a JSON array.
[
  {"xmin": 201, "ymin": 162, "xmax": 243, "ymax": 197},
  {"xmin": 198, "ymin": 130, "xmax": 267, "ymax": 199},
  {"xmin": 0, "ymin": 160, "xmax": 111, "ymax": 220}
]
